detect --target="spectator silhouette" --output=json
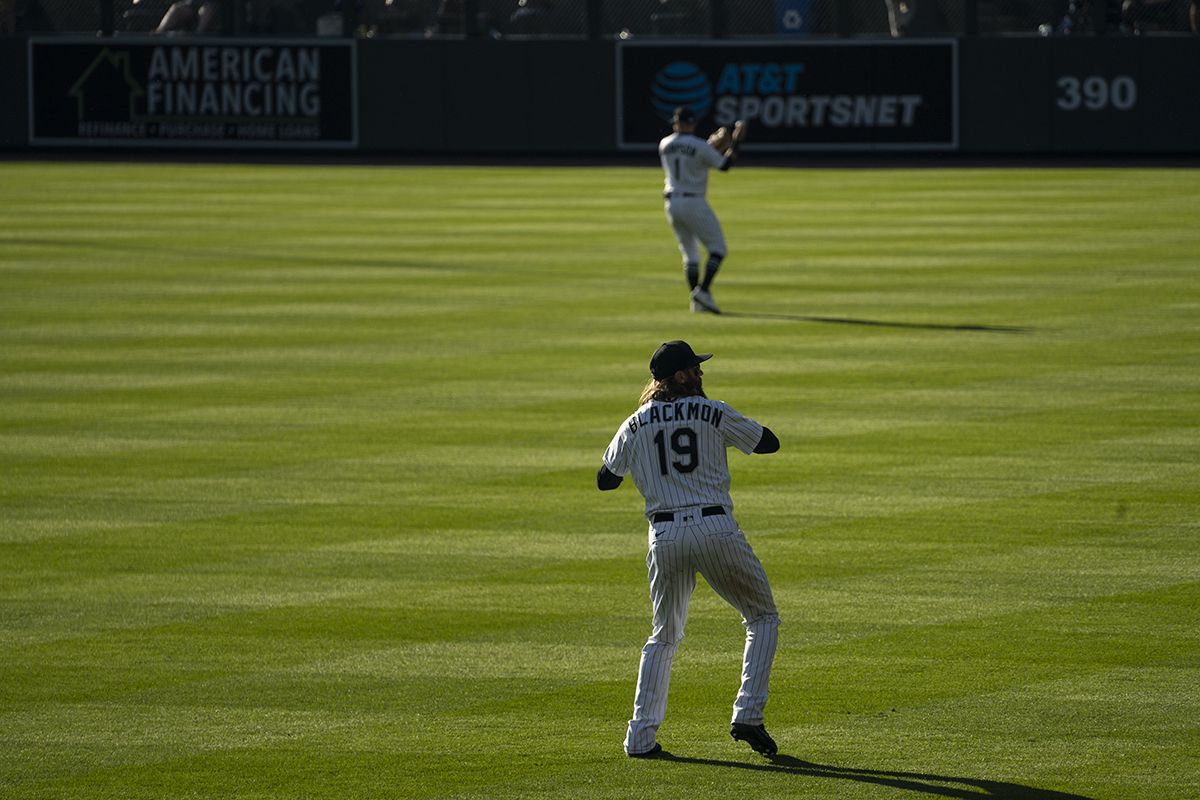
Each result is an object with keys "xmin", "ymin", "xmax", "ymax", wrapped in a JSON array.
[{"xmin": 155, "ymin": 0, "xmax": 218, "ymax": 34}]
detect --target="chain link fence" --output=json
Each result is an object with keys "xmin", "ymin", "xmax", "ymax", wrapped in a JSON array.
[
  {"xmin": 978, "ymin": 0, "xmax": 1192, "ymax": 33},
  {"xmin": 14, "ymin": 0, "xmax": 101, "ymax": 33},
  {"xmin": 6, "ymin": 0, "xmax": 1195, "ymax": 36}
]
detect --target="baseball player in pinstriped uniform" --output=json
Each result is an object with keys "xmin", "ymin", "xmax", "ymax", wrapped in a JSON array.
[
  {"xmin": 597, "ymin": 340, "xmax": 781, "ymax": 758},
  {"xmin": 659, "ymin": 106, "xmax": 747, "ymax": 315}
]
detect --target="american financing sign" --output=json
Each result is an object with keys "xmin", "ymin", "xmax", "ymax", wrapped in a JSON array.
[{"xmin": 29, "ymin": 38, "xmax": 357, "ymax": 148}]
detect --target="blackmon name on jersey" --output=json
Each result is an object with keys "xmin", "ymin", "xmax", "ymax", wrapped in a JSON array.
[
  {"xmin": 604, "ymin": 396, "xmax": 763, "ymax": 519},
  {"xmin": 625, "ymin": 399, "xmax": 723, "ymax": 434}
]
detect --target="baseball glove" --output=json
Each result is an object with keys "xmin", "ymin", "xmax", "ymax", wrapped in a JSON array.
[{"xmin": 707, "ymin": 126, "xmax": 732, "ymax": 151}]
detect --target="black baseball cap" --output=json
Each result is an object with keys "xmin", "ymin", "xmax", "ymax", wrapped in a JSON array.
[
  {"xmin": 672, "ymin": 106, "xmax": 697, "ymax": 123},
  {"xmin": 650, "ymin": 340, "xmax": 712, "ymax": 380}
]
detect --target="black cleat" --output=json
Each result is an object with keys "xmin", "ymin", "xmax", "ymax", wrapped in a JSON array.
[
  {"xmin": 731, "ymin": 723, "xmax": 777, "ymax": 755},
  {"xmin": 627, "ymin": 743, "xmax": 663, "ymax": 759}
]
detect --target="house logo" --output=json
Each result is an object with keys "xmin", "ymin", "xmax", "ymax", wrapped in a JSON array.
[
  {"xmin": 69, "ymin": 48, "xmax": 145, "ymax": 123},
  {"xmin": 67, "ymin": 48, "xmax": 149, "ymax": 138}
]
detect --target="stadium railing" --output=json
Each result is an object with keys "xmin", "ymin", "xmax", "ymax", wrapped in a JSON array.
[{"xmin": 7, "ymin": 0, "xmax": 1197, "ymax": 39}]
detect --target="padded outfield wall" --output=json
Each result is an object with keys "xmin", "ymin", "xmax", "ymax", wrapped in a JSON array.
[{"xmin": 2, "ymin": 35, "xmax": 1198, "ymax": 155}]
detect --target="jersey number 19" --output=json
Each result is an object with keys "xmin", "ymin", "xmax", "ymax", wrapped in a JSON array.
[{"xmin": 654, "ymin": 427, "xmax": 699, "ymax": 475}]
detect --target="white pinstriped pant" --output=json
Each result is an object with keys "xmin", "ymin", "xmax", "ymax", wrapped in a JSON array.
[
  {"xmin": 664, "ymin": 195, "xmax": 727, "ymax": 265},
  {"xmin": 624, "ymin": 507, "xmax": 779, "ymax": 755}
]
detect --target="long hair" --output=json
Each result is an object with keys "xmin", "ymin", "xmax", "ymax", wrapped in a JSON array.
[{"xmin": 639, "ymin": 375, "xmax": 707, "ymax": 406}]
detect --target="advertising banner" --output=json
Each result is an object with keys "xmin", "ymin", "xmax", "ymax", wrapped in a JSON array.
[
  {"xmin": 29, "ymin": 38, "xmax": 356, "ymax": 148},
  {"xmin": 775, "ymin": 0, "xmax": 814, "ymax": 35},
  {"xmin": 618, "ymin": 40, "xmax": 956, "ymax": 151}
]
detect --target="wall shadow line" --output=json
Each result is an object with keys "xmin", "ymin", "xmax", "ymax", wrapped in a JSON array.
[
  {"xmin": 720, "ymin": 311, "xmax": 1033, "ymax": 333},
  {"xmin": 653, "ymin": 752, "xmax": 1095, "ymax": 800}
]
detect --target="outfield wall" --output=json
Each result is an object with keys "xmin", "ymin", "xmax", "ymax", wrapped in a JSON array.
[{"xmin": 2, "ymin": 35, "xmax": 1198, "ymax": 155}]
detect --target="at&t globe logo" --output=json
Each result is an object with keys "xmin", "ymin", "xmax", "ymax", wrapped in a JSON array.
[{"xmin": 651, "ymin": 62, "xmax": 712, "ymax": 122}]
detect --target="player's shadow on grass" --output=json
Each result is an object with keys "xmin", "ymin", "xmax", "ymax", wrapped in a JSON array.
[
  {"xmin": 721, "ymin": 311, "xmax": 1032, "ymax": 333},
  {"xmin": 656, "ymin": 752, "xmax": 1094, "ymax": 799}
]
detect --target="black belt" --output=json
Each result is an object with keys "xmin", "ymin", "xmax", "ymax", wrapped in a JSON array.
[
  {"xmin": 664, "ymin": 192, "xmax": 701, "ymax": 199},
  {"xmin": 653, "ymin": 506, "xmax": 725, "ymax": 523}
]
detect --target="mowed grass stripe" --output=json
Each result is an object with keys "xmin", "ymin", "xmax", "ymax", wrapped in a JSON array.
[{"xmin": 1, "ymin": 162, "xmax": 1198, "ymax": 800}]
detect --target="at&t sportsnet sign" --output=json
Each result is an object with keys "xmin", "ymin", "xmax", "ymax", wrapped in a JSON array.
[
  {"xmin": 618, "ymin": 41, "xmax": 956, "ymax": 151},
  {"xmin": 29, "ymin": 38, "xmax": 356, "ymax": 148}
]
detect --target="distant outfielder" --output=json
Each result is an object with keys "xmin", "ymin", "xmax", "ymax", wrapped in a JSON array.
[
  {"xmin": 659, "ymin": 106, "xmax": 748, "ymax": 315},
  {"xmin": 597, "ymin": 340, "xmax": 781, "ymax": 758}
]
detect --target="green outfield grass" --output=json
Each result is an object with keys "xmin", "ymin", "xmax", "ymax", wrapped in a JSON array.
[{"xmin": 1, "ymin": 160, "xmax": 1197, "ymax": 800}]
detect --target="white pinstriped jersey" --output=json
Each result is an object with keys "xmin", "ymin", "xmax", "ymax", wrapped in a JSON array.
[
  {"xmin": 659, "ymin": 133, "xmax": 726, "ymax": 196},
  {"xmin": 604, "ymin": 397, "xmax": 763, "ymax": 520}
]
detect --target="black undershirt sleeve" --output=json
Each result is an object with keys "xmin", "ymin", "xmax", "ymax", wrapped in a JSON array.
[
  {"xmin": 718, "ymin": 143, "xmax": 740, "ymax": 172},
  {"xmin": 596, "ymin": 464, "xmax": 624, "ymax": 490},
  {"xmin": 753, "ymin": 427, "xmax": 780, "ymax": 454}
]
